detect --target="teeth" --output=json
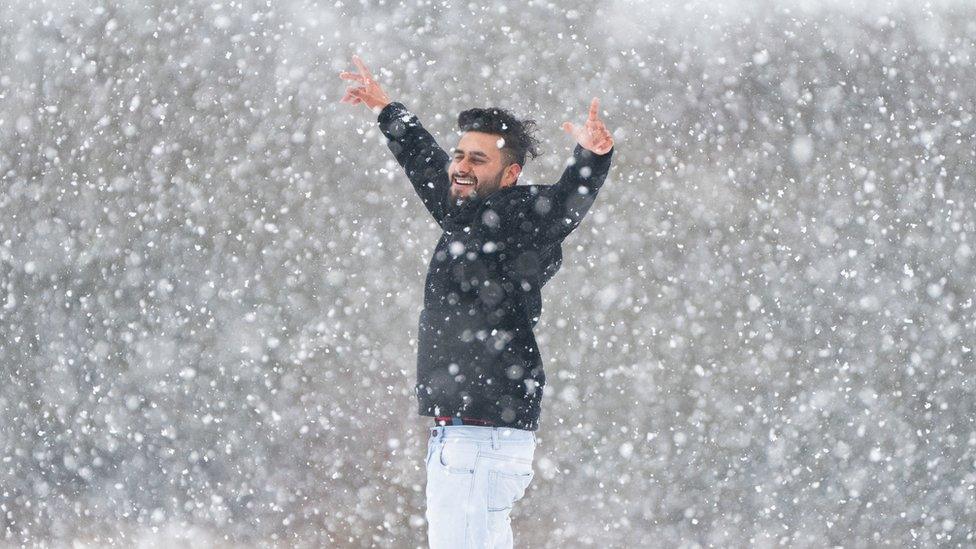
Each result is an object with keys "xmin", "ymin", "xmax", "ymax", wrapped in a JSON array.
[{"xmin": 455, "ymin": 177, "xmax": 474, "ymax": 185}]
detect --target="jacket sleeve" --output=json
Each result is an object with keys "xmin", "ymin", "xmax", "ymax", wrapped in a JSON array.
[
  {"xmin": 508, "ymin": 144, "xmax": 614, "ymax": 248},
  {"xmin": 377, "ymin": 102, "xmax": 450, "ymax": 227}
]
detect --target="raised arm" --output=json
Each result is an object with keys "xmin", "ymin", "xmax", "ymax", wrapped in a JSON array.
[
  {"xmin": 339, "ymin": 55, "xmax": 449, "ymax": 226},
  {"xmin": 512, "ymin": 98, "xmax": 615, "ymax": 247}
]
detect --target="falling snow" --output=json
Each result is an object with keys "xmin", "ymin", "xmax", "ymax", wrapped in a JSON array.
[{"xmin": 1, "ymin": 0, "xmax": 974, "ymax": 547}]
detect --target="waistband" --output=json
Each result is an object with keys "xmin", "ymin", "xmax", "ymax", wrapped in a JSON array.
[
  {"xmin": 429, "ymin": 424, "xmax": 536, "ymax": 443},
  {"xmin": 434, "ymin": 416, "xmax": 495, "ymax": 427}
]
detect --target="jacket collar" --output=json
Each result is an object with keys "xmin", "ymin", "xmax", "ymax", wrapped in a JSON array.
[{"xmin": 442, "ymin": 186, "xmax": 524, "ymax": 232}]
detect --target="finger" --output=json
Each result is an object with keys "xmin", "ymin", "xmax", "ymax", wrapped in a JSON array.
[
  {"xmin": 562, "ymin": 122, "xmax": 577, "ymax": 136},
  {"xmin": 588, "ymin": 97, "xmax": 599, "ymax": 122},
  {"xmin": 339, "ymin": 71, "xmax": 366, "ymax": 83},
  {"xmin": 352, "ymin": 54, "xmax": 374, "ymax": 81},
  {"xmin": 340, "ymin": 87, "xmax": 364, "ymax": 104}
]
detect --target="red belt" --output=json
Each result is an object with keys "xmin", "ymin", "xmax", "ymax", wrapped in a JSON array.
[{"xmin": 434, "ymin": 416, "xmax": 495, "ymax": 427}]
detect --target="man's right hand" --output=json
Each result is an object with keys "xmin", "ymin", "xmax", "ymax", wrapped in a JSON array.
[{"xmin": 339, "ymin": 55, "xmax": 391, "ymax": 112}]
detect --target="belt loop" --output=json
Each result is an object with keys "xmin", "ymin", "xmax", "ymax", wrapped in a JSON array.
[{"xmin": 491, "ymin": 427, "xmax": 499, "ymax": 450}]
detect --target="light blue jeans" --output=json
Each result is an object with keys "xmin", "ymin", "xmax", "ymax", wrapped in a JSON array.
[{"xmin": 425, "ymin": 425, "xmax": 537, "ymax": 549}]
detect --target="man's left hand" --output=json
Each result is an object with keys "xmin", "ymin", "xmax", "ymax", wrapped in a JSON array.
[{"xmin": 562, "ymin": 97, "xmax": 614, "ymax": 155}]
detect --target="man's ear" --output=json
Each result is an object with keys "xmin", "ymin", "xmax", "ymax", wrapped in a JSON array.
[{"xmin": 502, "ymin": 163, "xmax": 522, "ymax": 187}]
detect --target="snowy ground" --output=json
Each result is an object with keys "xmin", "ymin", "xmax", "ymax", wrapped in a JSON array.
[{"xmin": 1, "ymin": 0, "xmax": 974, "ymax": 547}]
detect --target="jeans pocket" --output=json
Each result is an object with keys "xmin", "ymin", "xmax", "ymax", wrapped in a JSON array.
[
  {"xmin": 425, "ymin": 439, "xmax": 436, "ymax": 468},
  {"xmin": 487, "ymin": 469, "xmax": 534, "ymax": 512},
  {"xmin": 438, "ymin": 441, "xmax": 476, "ymax": 475}
]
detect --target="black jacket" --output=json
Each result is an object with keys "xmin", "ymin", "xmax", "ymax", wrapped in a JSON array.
[{"xmin": 378, "ymin": 102, "xmax": 613, "ymax": 430}]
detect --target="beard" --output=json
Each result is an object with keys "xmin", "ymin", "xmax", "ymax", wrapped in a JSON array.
[{"xmin": 448, "ymin": 168, "xmax": 504, "ymax": 209}]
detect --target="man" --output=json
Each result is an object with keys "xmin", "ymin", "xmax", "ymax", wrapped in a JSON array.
[{"xmin": 339, "ymin": 55, "xmax": 614, "ymax": 548}]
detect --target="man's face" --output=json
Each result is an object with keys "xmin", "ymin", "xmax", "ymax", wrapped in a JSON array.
[{"xmin": 448, "ymin": 131, "xmax": 521, "ymax": 205}]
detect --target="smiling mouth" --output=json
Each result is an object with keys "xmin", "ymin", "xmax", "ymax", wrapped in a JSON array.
[{"xmin": 453, "ymin": 176, "xmax": 476, "ymax": 186}]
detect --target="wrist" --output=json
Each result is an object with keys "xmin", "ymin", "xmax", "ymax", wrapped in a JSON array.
[{"xmin": 579, "ymin": 144, "xmax": 613, "ymax": 156}]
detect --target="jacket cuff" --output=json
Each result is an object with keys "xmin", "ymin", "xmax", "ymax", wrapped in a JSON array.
[
  {"xmin": 574, "ymin": 144, "xmax": 614, "ymax": 172},
  {"xmin": 377, "ymin": 101, "xmax": 409, "ymax": 126}
]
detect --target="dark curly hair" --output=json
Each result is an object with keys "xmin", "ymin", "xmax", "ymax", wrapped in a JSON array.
[{"xmin": 457, "ymin": 107, "xmax": 542, "ymax": 169}]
